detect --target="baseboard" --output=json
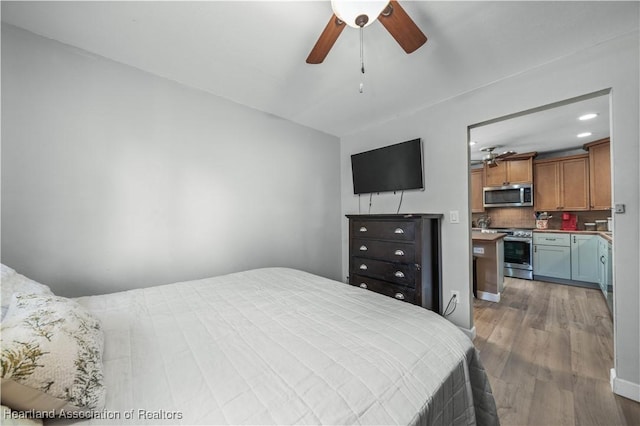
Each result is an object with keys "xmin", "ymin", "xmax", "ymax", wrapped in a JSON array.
[
  {"xmin": 610, "ymin": 368, "xmax": 640, "ymax": 402},
  {"xmin": 477, "ymin": 291, "xmax": 500, "ymax": 303},
  {"xmin": 458, "ymin": 325, "xmax": 476, "ymax": 340}
]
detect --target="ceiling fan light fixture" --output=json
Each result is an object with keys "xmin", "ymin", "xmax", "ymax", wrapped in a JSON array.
[{"xmin": 331, "ymin": 0, "xmax": 390, "ymax": 28}]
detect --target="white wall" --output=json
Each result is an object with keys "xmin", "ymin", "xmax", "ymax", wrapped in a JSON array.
[
  {"xmin": 1, "ymin": 25, "xmax": 342, "ymax": 296},
  {"xmin": 340, "ymin": 32, "xmax": 639, "ymax": 399}
]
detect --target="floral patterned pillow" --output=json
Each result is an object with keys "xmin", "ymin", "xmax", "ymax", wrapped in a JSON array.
[
  {"xmin": 0, "ymin": 293, "xmax": 105, "ymax": 415},
  {"xmin": 1, "ymin": 264, "xmax": 54, "ymax": 320}
]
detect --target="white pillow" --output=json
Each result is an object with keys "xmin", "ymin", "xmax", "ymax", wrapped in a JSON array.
[
  {"xmin": 1, "ymin": 264, "xmax": 53, "ymax": 320},
  {"xmin": 1, "ymin": 293, "xmax": 105, "ymax": 415}
]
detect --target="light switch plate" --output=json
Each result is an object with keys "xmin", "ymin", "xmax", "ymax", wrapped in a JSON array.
[{"xmin": 449, "ymin": 210, "xmax": 460, "ymax": 224}]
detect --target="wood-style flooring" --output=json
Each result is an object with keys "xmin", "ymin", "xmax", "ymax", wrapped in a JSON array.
[{"xmin": 473, "ymin": 277, "xmax": 640, "ymax": 426}]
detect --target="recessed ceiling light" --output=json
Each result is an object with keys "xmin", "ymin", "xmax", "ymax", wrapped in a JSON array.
[
  {"xmin": 579, "ymin": 113, "xmax": 598, "ymax": 121},
  {"xmin": 469, "ymin": 141, "xmax": 477, "ymax": 146},
  {"xmin": 577, "ymin": 132, "xmax": 592, "ymax": 138}
]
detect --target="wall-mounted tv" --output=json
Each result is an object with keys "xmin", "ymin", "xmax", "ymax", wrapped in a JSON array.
[{"xmin": 351, "ymin": 138, "xmax": 424, "ymax": 195}]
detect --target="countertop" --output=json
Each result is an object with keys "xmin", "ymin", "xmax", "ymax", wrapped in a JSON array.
[{"xmin": 472, "ymin": 231, "xmax": 507, "ymax": 242}]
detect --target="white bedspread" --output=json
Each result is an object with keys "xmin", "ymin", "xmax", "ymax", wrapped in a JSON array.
[{"xmin": 52, "ymin": 268, "xmax": 497, "ymax": 425}]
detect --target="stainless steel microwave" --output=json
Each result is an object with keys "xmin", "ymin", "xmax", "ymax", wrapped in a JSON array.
[{"xmin": 483, "ymin": 184, "xmax": 533, "ymax": 207}]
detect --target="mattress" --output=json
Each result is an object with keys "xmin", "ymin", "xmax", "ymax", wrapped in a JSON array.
[{"xmin": 51, "ymin": 268, "xmax": 498, "ymax": 425}]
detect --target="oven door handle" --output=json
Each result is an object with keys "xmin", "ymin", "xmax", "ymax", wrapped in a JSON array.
[{"xmin": 504, "ymin": 237, "xmax": 533, "ymax": 243}]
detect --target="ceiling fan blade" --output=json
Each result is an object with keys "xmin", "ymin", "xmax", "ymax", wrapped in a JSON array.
[
  {"xmin": 306, "ymin": 14, "xmax": 346, "ymax": 64},
  {"xmin": 378, "ymin": 1, "xmax": 427, "ymax": 54}
]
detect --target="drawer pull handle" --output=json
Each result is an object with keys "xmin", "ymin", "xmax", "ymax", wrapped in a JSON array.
[
  {"xmin": 359, "ymin": 283, "xmax": 368, "ymax": 289},
  {"xmin": 359, "ymin": 226, "xmax": 367, "ymax": 232},
  {"xmin": 359, "ymin": 264, "xmax": 368, "ymax": 270},
  {"xmin": 394, "ymin": 228, "xmax": 404, "ymax": 234},
  {"xmin": 359, "ymin": 245, "xmax": 368, "ymax": 251},
  {"xmin": 395, "ymin": 293, "xmax": 405, "ymax": 300},
  {"xmin": 394, "ymin": 271, "xmax": 405, "ymax": 278},
  {"xmin": 547, "ymin": 238, "xmax": 556, "ymax": 241},
  {"xmin": 394, "ymin": 249, "xmax": 405, "ymax": 256}
]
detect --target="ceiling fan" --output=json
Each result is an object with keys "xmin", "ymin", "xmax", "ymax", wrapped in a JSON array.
[
  {"xmin": 479, "ymin": 146, "xmax": 517, "ymax": 168},
  {"xmin": 306, "ymin": 0, "xmax": 427, "ymax": 64}
]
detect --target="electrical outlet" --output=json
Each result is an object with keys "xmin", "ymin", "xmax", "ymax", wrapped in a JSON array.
[{"xmin": 451, "ymin": 290, "xmax": 460, "ymax": 303}]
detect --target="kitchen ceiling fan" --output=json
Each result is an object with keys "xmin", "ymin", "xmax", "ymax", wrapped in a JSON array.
[
  {"xmin": 306, "ymin": 0, "xmax": 427, "ymax": 64},
  {"xmin": 479, "ymin": 146, "xmax": 517, "ymax": 168}
]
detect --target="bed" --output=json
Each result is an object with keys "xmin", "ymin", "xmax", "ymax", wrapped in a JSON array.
[{"xmin": 2, "ymin": 267, "xmax": 498, "ymax": 425}]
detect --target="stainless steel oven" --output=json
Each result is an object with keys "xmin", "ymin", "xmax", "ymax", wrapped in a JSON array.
[{"xmin": 503, "ymin": 232, "xmax": 533, "ymax": 280}]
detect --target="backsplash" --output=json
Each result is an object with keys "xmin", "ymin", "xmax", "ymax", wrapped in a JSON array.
[{"xmin": 472, "ymin": 207, "xmax": 611, "ymax": 230}]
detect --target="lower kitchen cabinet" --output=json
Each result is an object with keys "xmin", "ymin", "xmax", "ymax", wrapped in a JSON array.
[
  {"xmin": 533, "ymin": 243, "xmax": 571, "ymax": 279},
  {"xmin": 597, "ymin": 236, "xmax": 613, "ymax": 315},
  {"xmin": 571, "ymin": 234, "xmax": 599, "ymax": 283},
  {"xmin": 533, "ymin": 232, "xmax": 599, "ymax": 284}
]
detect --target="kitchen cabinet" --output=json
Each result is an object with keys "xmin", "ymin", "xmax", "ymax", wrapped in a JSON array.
[
  {"xmin": 472, "ymin": 232, "xmax": 506, "ymax": 300},
  {"xmin": 533, "ymin": 233, "xmax": 571, "ymax": 279},
  {"xmin": 471, "ymin": 168, "xmax": 484, "ymax": 213},
  {"xmin": 597, "ymin": 236, "xmax": 611, "ymax": 297},
  {"xmin": 570, "ymin": 234, "xmax": 599, "ymax": 283},
  {"xmin": 533, "ymin": 232, "xmax": 599, "ymax": 284},
  {"xmin": 484, "ymin": 157, "xmax": 533, "ymax": 187},
  {"xmin": 534, "ymin": 155, "xmax": 590, "ymax": 211},
  {"xmin": 585, "ymin": 138, "xmax": 611, "ymax": 210}
]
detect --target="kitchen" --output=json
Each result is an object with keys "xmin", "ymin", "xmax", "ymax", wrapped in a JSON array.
[{"xmin": 469, "ymin": 92, "xmax": 614, "ymax": 314}]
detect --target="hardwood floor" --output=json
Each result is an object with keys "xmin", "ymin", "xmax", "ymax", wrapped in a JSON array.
[{"xmin": 473, "ymin": 277, "xmax": 640, "ymax": 426}]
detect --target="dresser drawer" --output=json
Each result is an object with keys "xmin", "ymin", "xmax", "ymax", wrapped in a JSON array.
[
  {"xmin": 351, "ymin": 274, "xmax": 417, "ymax": 304},
  {"xmin": 350, "ymin": 257, "xmax": 417, "ymax": 287},
  {"xmin": 351, "ymin": 220, "xmax": 416, "ymax": 241},
  {"xmin": 351, "ymin": 238, "xmax": 417, "ymax": 263}
]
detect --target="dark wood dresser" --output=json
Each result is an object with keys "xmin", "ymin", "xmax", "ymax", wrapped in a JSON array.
[{"xmin": 347, "ymin": 214, "xmax": 442, "ymax": 313}]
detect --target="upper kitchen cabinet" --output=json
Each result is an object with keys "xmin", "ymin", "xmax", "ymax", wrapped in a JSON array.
[
  {"xmin": 534, "ymin": 154, "xmax": 590, "ymax": 211},
  {"xmin": 471, "ymin": 168, "xmax": 484, "ymax": 213},
  {"xmin": 484, "ymin": 155, "xmax": 534, "ymax": 187},
  {"xmin": 584, "ymin": 138, "xmax": 611, "ymax": 210}
]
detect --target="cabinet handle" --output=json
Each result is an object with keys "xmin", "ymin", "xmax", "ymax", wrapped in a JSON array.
[
  {"xmin": 359, "ymin": 226, "xmax": 367, "ymax": 232},
  {"xmin": 395, "ymin": 293, "xmax": 405, "ymax": 300},
  {"xmin": 394, "ymin": 228, "xmax": 404, "ymax": 234},
  {"xmin": 573, "ymin": 236, "xmax": 576, "ymax": 243},
  {"xmin": 600, "ymin": 256, "xmax": 605, "ymax": 264},
  {"xmin": 547, "ymin": 238, "xmax": 556, "ymax": 241},
  {"xmin": 534, "ymin": 246, "xmax": 537, "ymax": 253},
  {"xmin": 359, "ymin": 264, "xmax": 368, "ymax": 270},
  {"xmin": 359, "ymin": 245, "xmax": 368, "ymax": 251},
  {"xmin": 359, "ymin": 283, "xmax": 368, "ymax": 289},
  {"xmin": 394, "ymin": 271, "xmax": 405, "ymax": 278},
  {"xmin": 394, "ymin": 249, "xmax": 405, "ymax": 256}
]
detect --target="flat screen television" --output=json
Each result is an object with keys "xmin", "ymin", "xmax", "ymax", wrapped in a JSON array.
[{"xmin": 351, "ymin": 138, "xmax": 424, "ymax": 194}]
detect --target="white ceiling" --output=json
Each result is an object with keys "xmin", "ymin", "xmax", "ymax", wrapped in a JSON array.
[
  {"xmin": 469, "ymin": 92, "xmax": 611, "ymax": 162},
  {"xmin": 2, "ymin": 1, "xmax": 638, "ymax": 144}
]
